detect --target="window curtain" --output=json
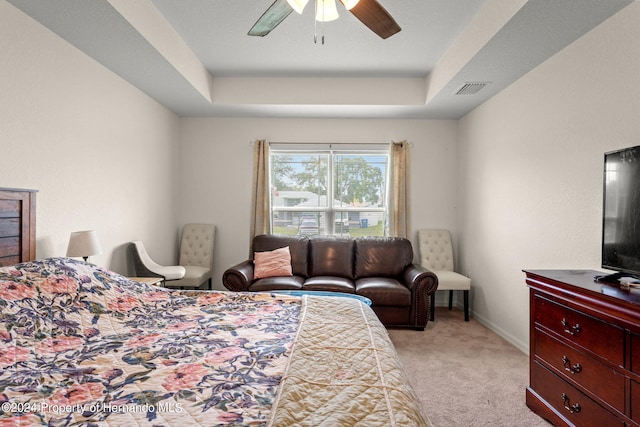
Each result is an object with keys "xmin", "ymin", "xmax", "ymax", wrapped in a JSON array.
[
  {"xmin": 388, "ymin": 140, "xmax": 410, "ymax": 238},
  {"xmin": 250, "ymin": 140, "xmax": 270, "ymax": 253}
]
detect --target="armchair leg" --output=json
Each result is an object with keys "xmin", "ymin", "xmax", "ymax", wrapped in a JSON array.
[
  {"xmin": 463, "ymin": 290, "xmax": 469, "ymax": 321},
  {"xmin": 429, "ymin": 290, "xmax": 470, "ymax": 322}
]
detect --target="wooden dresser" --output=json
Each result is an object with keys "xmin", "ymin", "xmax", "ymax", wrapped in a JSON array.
[
  {"xmin": 0, "ymin": 188, "xmax": 37, "ymax": 267},
  {"xmin": 525, "ymin": 270, "xmax": 640, "ymax": 427}
]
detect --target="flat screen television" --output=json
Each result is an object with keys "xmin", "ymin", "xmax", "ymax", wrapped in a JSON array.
[{"xmin": 601, "ymin": 144, "xmax": 640, "ymax": 280}]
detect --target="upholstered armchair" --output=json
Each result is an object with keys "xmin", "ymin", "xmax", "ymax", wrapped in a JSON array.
[
  {"xmin": 130, "ymin": 223, "xmax": 215, "ymax": 289},
  {"xmin": 165, "ymin": 224, "xmax": 215, "ymax": 289},
  {"xmin": 418, "ymin": 229, "xmax": 471, "ymax": 321},
  {"xmin": 130, "ymin": 240, "xmax": 186, "ymax": 282}
]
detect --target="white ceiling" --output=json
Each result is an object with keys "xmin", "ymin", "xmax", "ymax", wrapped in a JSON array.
[{"xmin": 8, "ymin": 0, "xmax": 633, "ymax": 119}]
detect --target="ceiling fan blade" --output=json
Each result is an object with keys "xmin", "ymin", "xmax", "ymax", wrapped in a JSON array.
[
  {"xmin": 344, "ymin": 0, "xmax": 401, "ymax": 39},
  {"xmin": 248, "ymin": 0, "xmax": 294, "ymax": 37}
]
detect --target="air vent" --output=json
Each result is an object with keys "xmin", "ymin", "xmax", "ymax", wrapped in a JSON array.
[{"xmin": 455, "ymin": 82, "xmax": 490, "ymax": 95}]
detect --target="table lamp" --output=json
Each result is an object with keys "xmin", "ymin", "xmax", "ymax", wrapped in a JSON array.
[{"xmin": 66, "ymin": 230, "xmax": 103, "ymax": 262}]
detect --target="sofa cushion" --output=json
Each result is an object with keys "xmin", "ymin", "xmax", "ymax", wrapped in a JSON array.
[
  {"xmin": 254, "ymin": 246, "xmax": 292, "ymax": 279},
  {"xmin": 355, "ymin": 277, "xmax": 411, "ymax": 306},
  {"xmin": 309, "ymin": 236, "xmax": 354, "ymax": 279},
  {"xmin": 354, "ymin": 237, "xmax": 413, "ymax": 279},
  {"xmin": 253, "ymin": 234, "xmax": 309, "ymax": 277},
  {"xmin": 249, "ymin": 275, "xmax": 304, "ymax": 291},
  {"xmin": 303, "ymin": 276, "xmax": 355, "ymax": 293}
]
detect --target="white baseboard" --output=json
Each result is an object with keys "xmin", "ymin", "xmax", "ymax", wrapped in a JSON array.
[{"xmin": 434, "ymin": 302, "xmax": 530, "ymax": 355}]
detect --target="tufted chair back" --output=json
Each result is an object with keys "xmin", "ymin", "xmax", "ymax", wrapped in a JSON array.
[
  {"xmin": 179, "ymin": 224, "xmax": 215, "ymax": 269},
  {"xmin": 418, "ymin": 229, "xmax": 454, "ymax": 272}
]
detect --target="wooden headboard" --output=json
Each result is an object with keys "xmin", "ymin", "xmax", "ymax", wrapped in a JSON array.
[{"xmin": 0, "ymin": 188, "xmax": 37, "ymax": 267}]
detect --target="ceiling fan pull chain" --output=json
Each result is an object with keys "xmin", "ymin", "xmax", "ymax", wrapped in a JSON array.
[
  {"xmin": 313, "ymin": 0, "xmax": 327, "ymax": 45},
  {"xmin": 321, "ymin": 0, "xmax": 324, "ymax": 44},
  {"xmin": 314, "ymin": 0, "xmax": 318, "ymax": 44}
]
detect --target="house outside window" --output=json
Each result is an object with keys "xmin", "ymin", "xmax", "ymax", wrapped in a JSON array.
[{"xmin": 269, "ymin": 144, "xmax": 389, "ymax": 237}]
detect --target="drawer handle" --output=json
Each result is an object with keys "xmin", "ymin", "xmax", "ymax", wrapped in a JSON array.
[
  {"xmin": 562, "ymin": 356, "xmax": 582, "ymax": 374},
  {"xmin": 560, "ymin": 318, "xmax": 582, "ymax": 336},
  {"xmin": 561, "ymin": 393, "xmax": 581, "ymax": 414}
]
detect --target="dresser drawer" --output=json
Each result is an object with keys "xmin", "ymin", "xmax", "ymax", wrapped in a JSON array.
[
  {"xmin": 531, "ymin": 361, "xmax": 624, "ymax": 427},
  {"xmin": 534, "ymin": 329, "xmax": 625, "ymax": 412},
  {"xmin": 632, "ymin": 333, "xmax": 640, "ymax": 375},
  {"xmin": 533, "ymin": 295, "xmax": 624, "ymax": 365}
]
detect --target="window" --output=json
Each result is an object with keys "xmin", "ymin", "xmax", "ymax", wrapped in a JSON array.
[{"xmin": 270, "ymin": 144, "xmax": 389, "ymax": 237}]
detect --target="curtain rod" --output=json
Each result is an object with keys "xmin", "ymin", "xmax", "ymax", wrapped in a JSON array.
[{"xmin": 249, "ymin": 141, "xmax": 412, "ymax": 147}]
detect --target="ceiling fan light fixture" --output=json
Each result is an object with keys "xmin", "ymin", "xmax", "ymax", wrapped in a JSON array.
[
  {"xmin": 286, "ymin": 0, "xmax": 309, "ymax": 14},
  {"xmin": 341, "ymin": 0, "xmax": 360, "ymax": 10},
  {"xmin": 248, "ymin": 0, "xmax": 400, "ymax": 40},
  {"xmin": 315, "ymin": 0, "xmax": 339, "ymax": 22}
]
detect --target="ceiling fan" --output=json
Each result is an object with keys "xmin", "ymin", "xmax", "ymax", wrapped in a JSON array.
[{"xmin": 248, "ymin": 0, "xmax": 401, "ymax": 40}]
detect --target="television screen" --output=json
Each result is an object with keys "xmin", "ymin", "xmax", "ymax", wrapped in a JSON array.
[{"xmin": 602, "ymin": 145, "xmax": 640, "ymax": 277}]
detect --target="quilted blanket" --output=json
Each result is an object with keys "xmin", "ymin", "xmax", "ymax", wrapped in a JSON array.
[
  {"xmin": 269, "ymin": 296, "xmax": 430, "ymax": 426},
  {"xmin": 0, "ymin": 258, "xmax": 429, "ymax": 426}
]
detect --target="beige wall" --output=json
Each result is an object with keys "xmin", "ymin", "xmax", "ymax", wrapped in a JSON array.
[
  {"xmin": 178, "ymin": 118, "xmax": 459, "ymax": 290},
  {"xmin": 458, "ymin": 2, "xmax": 640, "ymax": 351},
  {"xmin": 0, "ymin": 2, "xmax": 182, "ymax": 273}
]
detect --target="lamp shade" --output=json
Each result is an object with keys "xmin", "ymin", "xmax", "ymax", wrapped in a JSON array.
[
  {"xmin": 66, "ymin": 230, "xmax": 102, "ymax": 260},
  {"xmin": 316, "ymin": 0, "xmax": 339, "ymax": 22},
  {"xmin": 286, "ymin": 0, "xmax": 309, "ymax": 14}
]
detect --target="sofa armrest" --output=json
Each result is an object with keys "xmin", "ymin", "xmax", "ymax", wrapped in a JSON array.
[
  {"xmin": 401, "ymin": 264, "xmax": 439, "ymax": 330},
  {"xmin": 403, "ymin": 264, "xmax": 439, "ymax": 295},
  {"xmin": 222, "ymin": 260, "xmax": 254, "ymax": 292}
]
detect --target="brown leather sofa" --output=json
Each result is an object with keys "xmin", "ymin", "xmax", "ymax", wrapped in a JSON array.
[{"xmin": 222, "ymin": 234, "xmax": 439, "ymax": 330}]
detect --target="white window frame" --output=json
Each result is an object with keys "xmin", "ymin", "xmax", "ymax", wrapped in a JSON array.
[{"xmin": 269, "ymin": 143, "xmax": 390, "ymax": 236}]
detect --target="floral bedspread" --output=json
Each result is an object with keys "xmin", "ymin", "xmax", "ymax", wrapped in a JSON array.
[{"xmin": 0, "ymin": 258, "xmax": 301, "ymax": 426}]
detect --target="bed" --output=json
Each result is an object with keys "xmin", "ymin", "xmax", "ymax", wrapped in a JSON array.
[{"xmin": 0, "ymin": 257, "xmax": 430, "ymax": 426}]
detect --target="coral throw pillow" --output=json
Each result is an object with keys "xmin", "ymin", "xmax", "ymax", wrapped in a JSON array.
[{"xmin": 254, "ymin": 246, "xmax": 293, "ymax": 279}]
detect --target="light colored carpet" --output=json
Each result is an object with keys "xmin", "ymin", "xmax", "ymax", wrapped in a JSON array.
[{"xmin": 388, "ymin": 307, "xmax": 551, "ymax": 427}]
